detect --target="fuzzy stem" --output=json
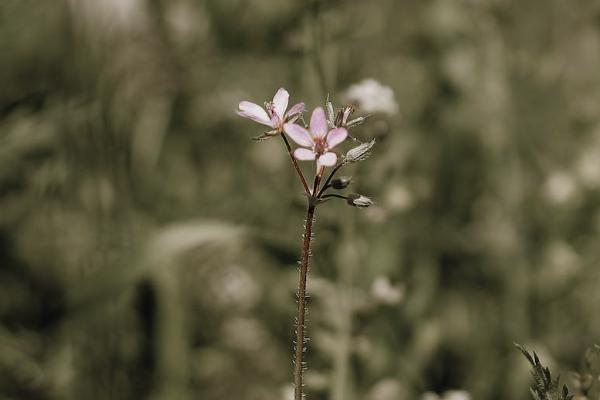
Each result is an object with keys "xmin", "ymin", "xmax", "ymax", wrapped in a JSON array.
[
  {"xmin": 281, "ymin": 134, "xmax": 311, "ymax": 196},
  {"xmin": 294, "ymin": 203, "xmax": 316, "ymax": 400}
]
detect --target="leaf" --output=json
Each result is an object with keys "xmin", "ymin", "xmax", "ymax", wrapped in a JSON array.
[{"xmin": 515, "ymin": 343, "xmax": 574, "ymax": 400}]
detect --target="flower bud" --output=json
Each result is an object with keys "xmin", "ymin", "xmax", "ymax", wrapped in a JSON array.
[
  {"xmin": 346, "ymin": 193, "xmax": 373, "ymax": 208},
  {"xmin": 335, "ymin": 105, "xmax": 355, "ymax": 127},
  {"xmin": 345, "ymin": 116, "xmax": 368, "ymax": 129},
  {"xmin": 344, "ymin": 139, "xmax": 376, "ymax": 163},
  {"xmin": 331, "ymin": 176, "xmax": 352, "ymax": 190},
  {"xmin": 326, "ymin": 95, "xmax": 336, "ymax": 128}
]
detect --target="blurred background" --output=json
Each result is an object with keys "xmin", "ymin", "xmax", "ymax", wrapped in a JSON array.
[{"xmin": 2, "ymin": 0, "xmax": 600, "ymax": 399}]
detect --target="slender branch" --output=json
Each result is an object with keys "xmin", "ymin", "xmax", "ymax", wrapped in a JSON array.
[
  {"xmin": 281, "ymin": 134, "xmax": 311, "ymax": 196},
  {"xmin": 294, "ymin": 203, "xmax": 316, "ymax": 400},
  {"xmin": 317, "ymin": 163, "xmax": 344, "ymax": 197},
  {"xmin": 320, "ymin": 193, "xmax": 347, "ymax": 201},
  {"xmin": 312, "ymin": 165, "xmax": 325, "ymax": 197}
]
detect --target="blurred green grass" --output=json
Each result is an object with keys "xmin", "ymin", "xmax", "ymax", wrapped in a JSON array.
[{"xmin": 2, "ymin": 0, "xmax": 600, "ymax": 399}]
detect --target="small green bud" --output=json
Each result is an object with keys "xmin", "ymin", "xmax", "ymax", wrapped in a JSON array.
[
  {"xmin": 331, "ymin": 176, "xmax": 352, "ymax": 190},
  {"xmin": 346, "ymin": 193, "xmax": 373, "ymax": 208}
]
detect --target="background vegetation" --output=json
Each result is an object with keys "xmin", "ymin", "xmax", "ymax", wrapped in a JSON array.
[{"xmin": 2, "ymin": 0, "xmax": 600, "ymax": 399}]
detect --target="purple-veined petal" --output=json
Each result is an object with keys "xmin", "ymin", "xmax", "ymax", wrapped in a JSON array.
[
  {"xmin": 318, "ymin": 152, "xmax": 337, "ymax": 167},
  {"xmin": 310, "ymin": 107, "xmax": 328, "ymax": 138},
  {"xmin": 284, "ymin": 123, "xmax": 313, "ymax": 147},
  {"xmin": 238, "ymin": 101, "xmax": 272, "ymax": 126},
  {"xmin": 294, "ymin": 148, "xmax": 316, "ymax": 160},
  {"xmin": 286, "ymin": 102, "xmax": 305, "ymax": 117},
  {"xmin": 272, "ymin": 88, "xmax": 289, "ymax": 119},
  {"xmin": 326, "ymin": 127, "xmax": 348, "ymax": 149}
]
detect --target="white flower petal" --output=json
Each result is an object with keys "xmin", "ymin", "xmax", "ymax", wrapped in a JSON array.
[
  {"xmin": 284, "ymin": 123, "xmax": 313, "ymax": 147},
  {"xmin": 317, "ymin": 152, "xmax": 337, "ymax": 167},
  {"xmin": 294, "ymin": 148, "xmax": 316, "ymax": 160},
  {"xmin": 310, "ymin": 107, "xmax": 328, "ymax": 138},
  {"xmin": 238, "ymin": 101, "xmax": 272, "ymax": 126},
  {"xmin": 273, "ymin": 88, "xmax": 289, "ymax": 119},
  {"xmin": 326, "ymin": 128, "xmax": 348, "ymax": 149}
]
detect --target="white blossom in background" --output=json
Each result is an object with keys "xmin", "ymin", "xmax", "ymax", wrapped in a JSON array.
[
  {"xmin": 210, "ymin": 264, "xmax": 261, "ymax": 310},
  {"xmin": 443, "ymin": 390, "xmax": 471, "ymax": 400},
  {"xmin": 421, "ymin": 390, "xmax": 471, "ymax": 400},
  {"xmin": 385, "ymin": 183, "xmax": 414, "ymax": 212},
  {"xmin": 576, "ymin": 148, "xmax": 600, "ymax": 188},
  {"xmin": 371, "ymin": 276, "xmax": 405, "ymax": 305},
  {"xmin": 368, "ymin": 379, "xmax": 403, "ymax": 400},
  {"xmin": 540, "ymin": 240, "xmax": 581, "ymax": 291},
  {"xmin": 281, "ymin": 384, "xmax": 294, "ymax": 400},
  {"xmin": 68, "ymin": 0, "xmax": 148, "ymax": 31},
  {"xmin": 344, "ymin": 78, "xmax": 399, "ymax": 115},
  {"xmin": 544, "ymin": 170, "xmax": 577, "ymax": 204}
]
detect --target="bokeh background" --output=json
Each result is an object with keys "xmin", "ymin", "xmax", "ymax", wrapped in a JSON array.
[{"xmin": 2, "ymin": 0, "xmax": 600, "ymax": 399}]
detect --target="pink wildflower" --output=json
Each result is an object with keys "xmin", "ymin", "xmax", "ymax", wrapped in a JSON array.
[
  {"xmin": 237, "ymin": 88, "xmax": 305, "ymax": 131},
  {"xmin": 284, "ymin": 107, "xmax": 348, "ymax": 168}
]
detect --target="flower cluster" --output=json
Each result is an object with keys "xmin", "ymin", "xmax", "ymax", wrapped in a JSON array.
[{"xmin": 238, "ymin": 87, "xmax": 376, "ymax": 207}]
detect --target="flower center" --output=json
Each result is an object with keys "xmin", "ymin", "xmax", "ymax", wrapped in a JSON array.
[
  {"xmin": 265, "ymin": 102, "xmax": 275, "ymax": 118},
  {"xmin": 313, "ymin": 137, "xmax": 328, "ymax": 155},
  {"xmin": 264, "ymin": 102, "xmax": 283, "ymax": 130}
]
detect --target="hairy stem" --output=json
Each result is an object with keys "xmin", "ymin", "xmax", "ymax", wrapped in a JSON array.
[
  {"xmin": 294, "ymin": 203, "xmax": 316, "ymax": 400},
  {"xmin": 281, "ymin": 134, "xmax": 311, "ymax": 196}
]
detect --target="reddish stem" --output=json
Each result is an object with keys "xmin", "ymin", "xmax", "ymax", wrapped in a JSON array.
[
  {"xmin": 281, "ymin": 134, "xmax": 311, "ymax": 196},
  {"xmin": 294, "ymin": 203, "xmax": 316, "ymax": 400}
]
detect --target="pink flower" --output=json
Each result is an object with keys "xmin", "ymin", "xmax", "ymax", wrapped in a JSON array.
[
  {"xmin": 237, "ymin": 88, "xmax": 305, "ymax": 130},
  {"xmin": 284, "ymin": 107, "xmax": 348, "ymax": 168}
]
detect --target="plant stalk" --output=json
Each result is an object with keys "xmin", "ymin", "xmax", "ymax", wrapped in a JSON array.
[
  {"xmin": 294, "ymin": 203, "xmax": 316, "ymax": 400},
  {"xmin": 281, "ymin": 134, "xmax": 311, "ymax": 196}
]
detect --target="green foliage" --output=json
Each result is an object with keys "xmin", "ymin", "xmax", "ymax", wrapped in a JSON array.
[{"xmin": 516, "ymin": 344, "xmax": 573, "ymax": 400}]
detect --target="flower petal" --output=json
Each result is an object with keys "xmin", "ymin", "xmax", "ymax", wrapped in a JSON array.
[
  {"xmin": 310, "ymin": 107, "xmax": 328, "ymax": 138},
  {"xmin": 317, "ymin": 152, "xmax": 337, "ymax": 167},
  {"xmin": 294, "ymin": 148, "xmax": 316, "ymax": 160},
  {"xmin": 238, "ymin": 101, "xmax": 271, "ymax": 126},
  {"xmin": 326, "ymin": 128, "xmax": 348, "ymax": 149},
  {"xmin": 284, "ymin": 123, "xmax": 313, "ymax": 147},
  {"xmin": 286, "ymin": 102, "xmax": 305, "ymax": 117},
  {"xmin": 273, "ymin": 88, "xmax": 289, "ymax": 119},
  {"xmin": 270, "ymin": 114, "xmax": 281, "ymax": 127}
]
